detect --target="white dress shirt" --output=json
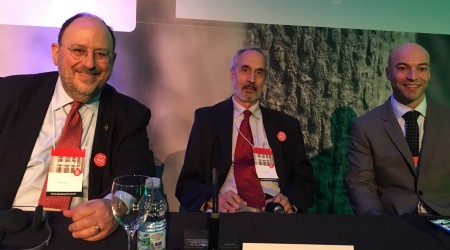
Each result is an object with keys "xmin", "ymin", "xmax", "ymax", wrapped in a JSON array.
[
  {"xmin": 390, "ymin": 95, "xmax": 427, "ymax": 151},
  {"xmin": 219, "ymin": 97, "xmax": 280, "ymax": 198},
  {"xmin": 12, "ymin": 78, "xmax": 98, "ymax": 210}
]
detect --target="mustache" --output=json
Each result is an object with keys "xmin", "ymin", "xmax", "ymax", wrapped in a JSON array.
[
  {"xmin": 243, "ymin": 83, "xmax": 257, "ymax": 91},
  {"xmin": 76, "ymin": 67, "xmax": 100, "ymax": 75}
]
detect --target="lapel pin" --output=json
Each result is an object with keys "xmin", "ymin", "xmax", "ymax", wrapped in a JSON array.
[
  {"xmin": 94, "ymin": 153, "xmax": 107, "ymax": 167},
  {"xmin": 277, "ymin": 131, "xmax": 286, "ymax": 142}
]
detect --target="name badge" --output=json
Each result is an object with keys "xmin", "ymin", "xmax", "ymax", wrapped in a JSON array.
[
  {"xmin": 47, "ymin": 148, "xmax": 85, "ymax": 197},
  {"xmin": 253, "ymin": 147, "xmax": 279, "ymax": 181}
]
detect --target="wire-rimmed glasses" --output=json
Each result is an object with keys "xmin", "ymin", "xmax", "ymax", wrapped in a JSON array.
[{"xmin": 60, "ymin": 44, "xmax": 112, "ymax": 63}]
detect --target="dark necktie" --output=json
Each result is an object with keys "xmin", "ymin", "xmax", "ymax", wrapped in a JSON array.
[
  {"xmin": 234, "ymin": 110, "xmax": 265, "ymax": 209},
  {"xmin": 38, "ymin": 101, "xmax": 83, "ymax": 210},
  {"xmin": 402, "ymin": 110, "xmax": 421, "ymax": 157}
]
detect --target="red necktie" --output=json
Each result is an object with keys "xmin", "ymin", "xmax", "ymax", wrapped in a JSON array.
[
  {"xmin": 38, "ymin": 101, "xmax": 83, "ymax": 210},
  {"xmin": 234, "ymin": 110, "xmax": 265, "ymax": 209}
]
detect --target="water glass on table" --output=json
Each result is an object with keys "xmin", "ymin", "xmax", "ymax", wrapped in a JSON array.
[{"xmin": 111, "ymin": 175, "xmax": 153, "ymax": 250}]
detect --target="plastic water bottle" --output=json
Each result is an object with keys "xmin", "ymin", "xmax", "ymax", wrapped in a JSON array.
[{"xmin": 137, "ymin": 177, "xmax": 167, "ymax": 250}]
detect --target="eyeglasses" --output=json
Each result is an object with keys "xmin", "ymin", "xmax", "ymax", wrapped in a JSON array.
[{"xmin": 60, "ymin": 44, "xmax": 112, "ymax": 63}]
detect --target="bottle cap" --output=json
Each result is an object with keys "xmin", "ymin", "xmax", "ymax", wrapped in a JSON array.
[
  {"xmin": 145, "ymin": 177, "xmax": 153, "ymax": 187},
  {"xmin": 151, "ymin": 177, "xmax": 161, "ymax": 187}
]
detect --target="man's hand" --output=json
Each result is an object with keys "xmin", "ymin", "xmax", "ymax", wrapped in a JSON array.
[
  {"xmin": 63, "ymin": 199, "xmax": 119, "ymax": 241},
  {"xmin": 207, "ymin": 190, "xmax": 246, "ymax": 213},
  {"xmin": 266, "ymin": 193, "xmax": 294, "ymax": 214}
]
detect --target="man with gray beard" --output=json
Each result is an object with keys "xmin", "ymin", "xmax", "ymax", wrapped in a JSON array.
[{"xmin": 176, "ymin": 47, "xmax": 316, "ymax": 214}]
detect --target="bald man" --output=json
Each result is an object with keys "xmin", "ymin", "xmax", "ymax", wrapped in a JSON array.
[{"xmin": 346, "ymin": 43, "xmax": 450, "ymax": 216}]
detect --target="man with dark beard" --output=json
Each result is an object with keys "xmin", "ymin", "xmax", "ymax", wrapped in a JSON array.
[
  {"xmin": 176, "ymin": 47, "xmax": 316, "ymax": 214},
  {"xmin": 0, "ymin": 13, "xmax": 155, "ymax": 241}
]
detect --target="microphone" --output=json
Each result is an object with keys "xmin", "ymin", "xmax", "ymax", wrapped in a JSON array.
[
  {"xmin": 208, "ymin": 167, "xmax": 220, "ymax": 250},
  {"xmin": 0, "ymin": 208, "xmax": 28, "ymax": 233},
  {"xmin": 208, "ymin": 139, "xmax": 239, "ymax": 250},
  {"xmin": 1, "ymin": 206, "xmax": 52, "ymax": 249},
  {"xmin": 184, "ymin": 139, "xmax": 221, "ymax": 250},
  {"xmin": 265, "ymin": 202, "xmax": 285, "ymax": 214},
  {"xmin": 184, "ymin": 138, "xmax": 238, "ymax": 250}
]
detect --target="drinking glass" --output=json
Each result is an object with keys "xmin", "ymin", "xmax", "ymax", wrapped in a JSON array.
[{"xmin": 111, "ymin": 175, "xmax": 152, "ymax": 250}]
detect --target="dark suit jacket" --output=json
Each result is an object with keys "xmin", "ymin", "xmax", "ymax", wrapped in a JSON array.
[
  {"xmin": 176, "ymin": 98, "xmax": 316, "ymax": 212},
  {"xmin": 346, "ymin": 97, "xmax": 450, "ymax": 215},
  {"xmin": 0, "ymin": 71, "xmax": 155, "ymax": 210}
]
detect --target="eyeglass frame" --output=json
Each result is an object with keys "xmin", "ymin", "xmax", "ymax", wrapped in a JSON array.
[{"xmin": 59, "ymin": 44, "xmax": 113, "ymax": 63}]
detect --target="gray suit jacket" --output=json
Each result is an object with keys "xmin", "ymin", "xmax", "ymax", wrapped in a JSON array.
[{"xmin": 346, "ymin": 97, "xmax": 450, "ymax": 215}]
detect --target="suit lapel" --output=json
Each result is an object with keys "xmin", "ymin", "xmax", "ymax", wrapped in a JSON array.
[
  {"xmin": 215, "ymin": 99, "xmax": 233, "ymax": 175},
  {"xmin": 21, "ymin": 78, "xmax": 57, "ymax": 158},
  {"xmin": 88, "ymin": 85, "xmax": 114, "ymax": 198},
  {"xmin": 381, "ymin": 99, "xmax": 416, "ymax": 171},
  {"xmin": 418, "ymin": 101, "xmax": 438, "ymax": 169}
]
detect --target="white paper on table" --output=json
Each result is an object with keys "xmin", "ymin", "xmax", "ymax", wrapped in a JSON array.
[{"xmin": 243, "ymin": 243, "xmax": 354, "ymax": 250}]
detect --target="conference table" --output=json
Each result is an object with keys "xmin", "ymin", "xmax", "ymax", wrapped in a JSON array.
[{"xmin": 1, "ymin": 212, "xmax": 450, "ymax": 249}]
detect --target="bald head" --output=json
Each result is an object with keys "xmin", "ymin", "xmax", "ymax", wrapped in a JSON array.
[
  {"xmin": 385, "ymin": 43, "xmax": 431, "ymax": 109},
  {"xmin": 58, "ymin": 13, "xmax": 116, "ymax": 52},
  {"xmin": 388, "ymin": 43, "xmax": 430, "ymax": 68}
]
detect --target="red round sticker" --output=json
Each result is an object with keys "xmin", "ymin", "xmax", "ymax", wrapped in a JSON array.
[
  {"xmin": 269, "ymin": 163, "xmax": 275, "ymax": 168},
  {"xmin": 277, "ymin": 131, "xmax": 286, "ymax": 142},
  {"xmin": 74, "ymin": 168, "xmax": 82, "ymax": 176},
  {"xmin": 94, "ymin": 153, "xmax": 107, "ymax": 167}
]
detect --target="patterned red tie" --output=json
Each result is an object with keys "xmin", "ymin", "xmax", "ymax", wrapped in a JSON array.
[
  {"xmin": 38, "ymin": 101, "xmax": 83, "ymax": 210},
  {"xmin": 234, "ymin": 110, "xmax": 265, "ymax": 209}
]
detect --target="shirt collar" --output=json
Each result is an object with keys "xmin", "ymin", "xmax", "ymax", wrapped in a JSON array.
[
  {"xmin": 390, "ymin": 95, "xmax": 427, "ymax": 119},
  {"xmin": 232, "ymin": 96, "xmax": 262, "ymax": 120},
  {"xmin": 52, "ymin": 77, "xmax": 100, "ymax": 111}
]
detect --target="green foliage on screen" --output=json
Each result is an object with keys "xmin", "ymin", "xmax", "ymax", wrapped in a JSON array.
[{"xmin": 308, "ymin": 106, "xmax": 356, "ymax": 214}]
